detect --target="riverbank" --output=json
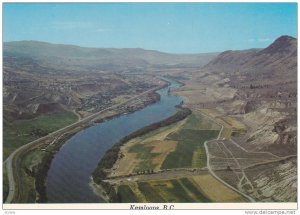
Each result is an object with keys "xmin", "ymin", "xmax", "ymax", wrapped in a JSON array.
[
  {"xmin": 44, "ymin": 77, "xmax": 183, "ymax": 203},
  {"xmin": 5, "ymin": 81, "xmax": 168, "ymax": 203},
  {"xmin": 90, "ymin": 106, "xmax": 192, "ymax": 202},
  {"xmin": 94, "ymin": 91, "xmax": 161, "ymax": 124},
  {"xmin": 34, "ymin": 128, "xmax": 85, "ymax": 202},
  {"xmin": 32, "ymin": 89, "xmax": 164, "ymax": 203},
  {"xmin": 89, "ymin": 177, "xmax": 110, "ymax": 203}
]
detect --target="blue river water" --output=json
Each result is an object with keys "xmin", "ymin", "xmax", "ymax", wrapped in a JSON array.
[{"xmin": 46, "ymin": 78, "xmax": 182, "ymax": 203}]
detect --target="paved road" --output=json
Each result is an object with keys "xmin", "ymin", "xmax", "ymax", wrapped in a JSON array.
[
  {"xmin": 4, "ymin": 85, "xmax": 164, "ymax": 203},
  {"xmin": 108, "ymin": 110, "xmax": 255, "ymax": 202},
  {"xmin": 106, "ymin": 168, "xmax": 208, "ymax": 185}
]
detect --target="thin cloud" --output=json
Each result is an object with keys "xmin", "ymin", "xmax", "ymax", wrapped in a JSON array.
[
  {"xmin": 51, "ymin": 21, "xmax": 94, "ymax": 30},
  {"xmin": 248, "ymin": 38, "xmax": 271, "ymax": 43},
  {"xmin": 257, "ymin": 38, "xmax": 271, "ymax": 42}
]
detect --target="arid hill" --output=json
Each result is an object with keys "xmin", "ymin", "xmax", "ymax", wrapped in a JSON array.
[
  {"xmin": 3, "ymin": 41, "xmax": 218, "ymax": 162},
  {"xmin": 3, "ymin": 40, "xmax": 219, "ymax": 123},
  {"xmin": 4, "ymin": 36, "xmax": 297, "ymax": 202},
  {"xmin": 202, "ymin": 35, "xmax": 297, "ymax": 155},
  {"xmin": 4, "ymin": 41, "xmax": 218, "ymax": 72},
  {"xmin": 174, "ymin": 35, "xmax": 297, "ymax": 202},
  {"xmin": 204, "ymin": 35, "xmax": 296, "ymax": 77}
]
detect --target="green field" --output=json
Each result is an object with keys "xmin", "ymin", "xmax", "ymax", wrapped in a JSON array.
[
  {"xmin": 182, "ymin": 113, "xmax": 220, "ymax": 130},
  {"xmin": 3, "ymin": 111, "xmax": 78, "ymax": 160},
  {"xmin": 178, "ymin": 178, "xmax": 210, "ymax": 202},
  {"xmin": 103, "ymin": 111, "xmax": 222, "ymax": 203},
  {"xmin": 22, "ymin": 148, "xmax": 47, "ymax": 172},
  {"xmin": 139, "ymin": 122, "xmax": 179, "ymax": 140},
  {"xmin": 117, "ymin": 185, "xmax": 139, "ymax": 203},
  {"xmin": 17, "ymin": 167, "xmax": 36, "ymax": 203},
  {"xmin": 3, "ymin": 167, "xmax": 9, "ymax": 201},
  {"xmin": 125, "ymin": 112, "xmax": 220, "ymax": 171},
  {"xmin": 135, "ymin": 178, "xmax": 211, "ymax": 203},
  {"xmin": 138, "ymin": 182, "xmax": 166, "ymax": 202},
  {"xmin": 128, "ymin": 143, "xmax": 158, "ymax": 172},
  {"xmin": 162, "ymin": 129, "xmax": 219, "ymax": 169}
]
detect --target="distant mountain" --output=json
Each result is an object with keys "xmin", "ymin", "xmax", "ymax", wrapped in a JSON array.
[
  {"xmin": 203, "ymin": 35, "xmax": 297, "ymax": 77},
  {"xmin": 4, "ymin": 41, "xmax": 218, "ymax": 72}
]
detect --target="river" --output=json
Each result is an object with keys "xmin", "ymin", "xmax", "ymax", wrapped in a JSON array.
[{"xmin": 46, "ymin": 78, "xmax": 182, "ymax": 203}]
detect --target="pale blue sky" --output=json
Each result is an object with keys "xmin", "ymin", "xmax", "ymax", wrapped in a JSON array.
[{"xmin": 4, "ymin": 3, "xmax": 297, "ymax": 53}]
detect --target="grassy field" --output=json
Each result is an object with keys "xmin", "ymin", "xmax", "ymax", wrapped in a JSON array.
[
  {"xmin": 138, "ymin": 182, "xmax": 166, "ymax": 202},
  {"xmin": 117, "ymin": 185, "xmax": 139, "ymax": 203},
  {"xmin": 112, "ymin": 111, "xmax": 220, "ymax": 176},
  {"xmin": 115, "ymin": 174, "xmax": 246, "ymax": 203},
  {"xmin": 128, "ymin": 144, "xmax": 158, "ymax": 172},
  {"xmin": 22, "ymin": 149, "xmax": 47, "ymax": 172},
  {"xmin": 110, "ymin": 110, "xmax": 249, "ymax": 203},
  {"xmin": 18, "ymin": 170, "xmax": 36, "ymax": 203},
  {"xmin": 160, "ymin": 112, "xmax": 219, "ymax": 169},
  {"xmin": 112, "ymin": 121, "xmax": 184, "ymax": 176},
  {"xmin": 3, "ymin": 111, "xmax": 78, "ymax": 160},
  {"xmin": 135, "ymin": 178, "xmax": 211, "ymax": 203},
  {"xmin": 108, "ymin": 110, "xmax": 248, "ymax": 203},
  {"xmin": 198, "ymin": 109, "xmax": 248, "ymax": 139},
  {"xmin": 115, "ymin": 174, "xmax": 247, "ymax": 203},
  {"xmin": 3, "ymin": 111, "xmax": 77, "ymax": 202},
  {"xmin": 3, "ymin": 167, "xmax": 9, "ymax": 201},
  {"xmin": 182, "ymin": 112, "xmax": 220, "ymax": 130},
  {"xmin": 191, "ymin": 174, "xmax": 247, "ymax": 202},
  {"xmin": 11, "ymin": 156, "xmax": 37, "ymax": 203},
  {"xmin": 162, "ymin": 129, "xmax": 219, "ymax": 169},
  {"xmin": 139, "ymin": 121, "xmax": 185, "ymax": 141}
]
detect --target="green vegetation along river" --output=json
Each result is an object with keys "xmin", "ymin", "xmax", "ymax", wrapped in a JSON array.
[{"xmin": 46, "ymin": 78, "xmax": 183, "ymax": 203}]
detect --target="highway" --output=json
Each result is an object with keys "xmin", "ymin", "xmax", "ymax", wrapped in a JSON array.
[{"xmin": 4, "ymin": 84, "xmax": 165, "ymax": 203}]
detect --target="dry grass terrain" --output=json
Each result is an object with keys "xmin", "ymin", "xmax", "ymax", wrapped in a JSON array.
[
  {"xmin": 105, "ymin": 110, "xmax": 248, "ymax": 202},
  {"xmin": 110, "ymin": 120, "xmax": 185, "ymax": 176},
  {"xmin": 168, "ymin": 36, "xmax": 297, "ymax": 202},
  {"xmin": 5, "ymin": 36, "xmax": 296, "ymax": 203},
  {"xmin": 191, "ymin": 174, "xmax": 246, "ymax": 202}
]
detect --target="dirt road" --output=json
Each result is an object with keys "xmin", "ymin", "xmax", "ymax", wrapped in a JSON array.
[
  {"xmin": 203, "ymin": 128, "xmax": 256, "ymax": 202},
  {"xmin": 198, "ymin": 110, "xmax": 255, "ymax": 202}
]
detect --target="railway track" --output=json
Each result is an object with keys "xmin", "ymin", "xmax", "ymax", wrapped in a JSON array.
[{"xmin": 4, "ymin": 85, "xmax": 164, "ymax": 203}]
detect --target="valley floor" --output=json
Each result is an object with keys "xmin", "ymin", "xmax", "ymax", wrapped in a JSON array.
[
  {"xmin": 3, "ymin": 82, "xmax": 165, "ymax": 203},
  {"xmin": 93, "ymin": 69, "xmax": 297, "ymax": 203},
  {"xmin": 93, "ymin": 109, "xmax": 249, "ymax": 202}
]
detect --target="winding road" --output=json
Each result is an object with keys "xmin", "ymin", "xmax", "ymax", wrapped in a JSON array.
[
  {"xmin": 4, "ymin": 84, "xmax": 165, "ymax": 203},
  {"xmin": 200, "ymin": 109, "xmax": 296, "ymax": 203},
  {"xmin": 198, "ymin": 110, "xmax": 256, "ymax": 202},
  {"xmin": 203, "ymin": 126, "xmax": 256, "ymax": 202}
]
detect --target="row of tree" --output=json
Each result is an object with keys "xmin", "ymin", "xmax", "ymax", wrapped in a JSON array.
[{"xmin": 92, "ymin": 107, "xmax": 192, "ymax": 202}]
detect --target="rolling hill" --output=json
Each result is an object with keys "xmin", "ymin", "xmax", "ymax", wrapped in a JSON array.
[{"xmin": 4, "ymin": 41, "xmax": 218, "ymax": 72}]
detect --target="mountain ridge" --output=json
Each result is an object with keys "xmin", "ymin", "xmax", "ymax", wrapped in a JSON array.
[
  {"xmin": 4, "ymin": 40, "xmax": 219, "ymax": 71},
  {"xmin": 202, "ymin": 35, "xmax": 297, "ymax": 76}
]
